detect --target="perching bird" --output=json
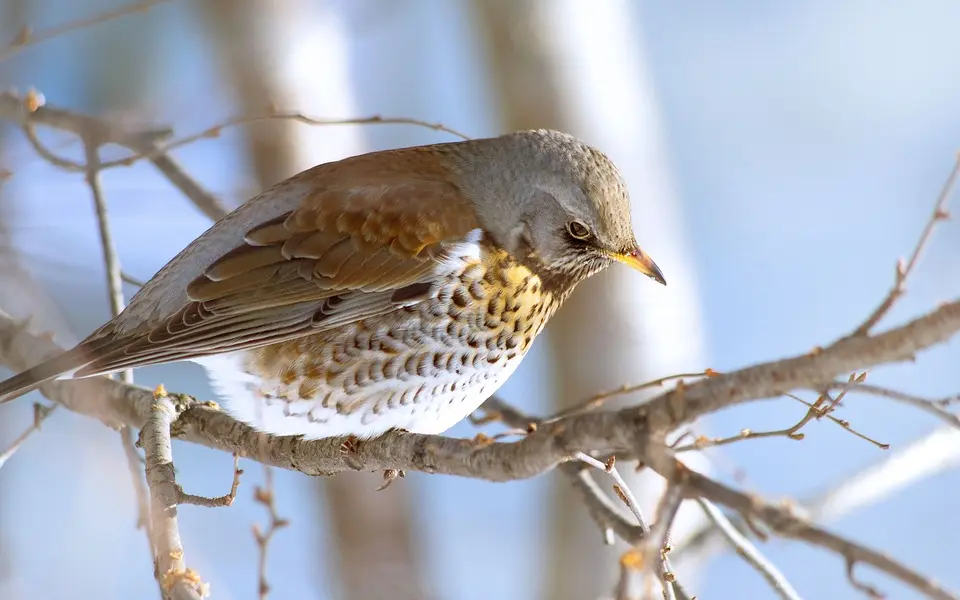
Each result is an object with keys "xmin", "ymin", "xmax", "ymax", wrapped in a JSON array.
[{"xmin": 0, "ymin": 129, "xmax": 664, "ymax": 439}]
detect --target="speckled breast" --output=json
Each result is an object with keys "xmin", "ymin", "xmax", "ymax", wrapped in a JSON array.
[{"xmin": 201, "ymin": 248, "xmax": 563, "ymax": 439}]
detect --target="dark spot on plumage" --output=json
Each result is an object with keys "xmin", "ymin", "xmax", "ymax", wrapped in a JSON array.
[
  {"xmin": 416, "ymin": 354, "xmax": 432, "ymax": 376},
  {"xmin": 518, "ymin": 275, "xmax": 531, "ymax": 292},
  {"xmin": 354, "ymin": 369, "xmax": 369, "ymax": 387},
  {"xmin": 452, "ymin": 287, "xmax": 471, "ymax": 308},
  {"xmin": 513, "ymin": 318, "xmax": 527, "ymax": 334},
  {"xmin": 404, "ymin": 355, "xmax": 418, "ymax": 374},
  {"xmin": 468, "ymin": 281, "xmax": 486, "ymax": 299}
]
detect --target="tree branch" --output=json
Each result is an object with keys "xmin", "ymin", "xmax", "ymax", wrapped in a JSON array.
[
  {"xmin": 685, "ymin": 465, "xmax": 957, "ymax": 600},
  {"xmin": 2, "ymin": 297, "xmax": 960, "ymax": 480},
  {"xmin": 0, "ymin": 0, "xmax": 172, "ymax": 62},
  {"xmin": 140, "ymin": 391, "xmax": 208, "ymax": 600},
  {"xmin": 0, "ymin": 91, "xmax": 230, "ymax": 221}
]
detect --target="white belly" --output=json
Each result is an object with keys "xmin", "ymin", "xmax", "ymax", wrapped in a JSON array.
[{"xmin": 194, "ymin": 349, "xmax": 527, "ymax": 440}]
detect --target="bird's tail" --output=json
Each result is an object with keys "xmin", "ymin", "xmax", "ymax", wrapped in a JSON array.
[{"xmin": 0, "ymin": 346, "xmax": 94, "ymax": 403}]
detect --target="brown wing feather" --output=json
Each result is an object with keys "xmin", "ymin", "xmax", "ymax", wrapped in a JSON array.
[{"xmin": 74, "ymin": 152, "xmax": 481, "ymax": 377}]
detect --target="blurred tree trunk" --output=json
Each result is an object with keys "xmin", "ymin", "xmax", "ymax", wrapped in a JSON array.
[
  {"xmin": 195, "ymin": 2, "xmax": 428, "ymax": 599},
  {"xmin": 471, "ymin": 1, "xmax": 708, "ymax": 598}
]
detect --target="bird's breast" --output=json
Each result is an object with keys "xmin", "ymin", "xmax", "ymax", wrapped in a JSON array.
[{"xmin": 197, "ymin": 249, "xmax": 562, "ymax": 438}]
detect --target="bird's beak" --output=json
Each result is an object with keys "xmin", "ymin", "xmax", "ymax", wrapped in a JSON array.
[{"xmin": 611, "ymin": 248, "xmax": 666, "ymax": 285}]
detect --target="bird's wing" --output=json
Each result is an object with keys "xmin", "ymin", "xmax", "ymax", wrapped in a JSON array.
[{"xmin": 72, "ymin": 162, "xmax": 482, "ymax": 377}]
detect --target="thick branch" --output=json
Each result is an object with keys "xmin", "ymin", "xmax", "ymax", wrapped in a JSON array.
[{"xmin": 2, "ymin": 298, "xmax": 959, "ymax": 480}]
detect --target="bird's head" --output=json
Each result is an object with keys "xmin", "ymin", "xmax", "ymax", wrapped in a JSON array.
[{"xmin": 451, "ymin": 129, "xmax": 665, "ymax": 286}]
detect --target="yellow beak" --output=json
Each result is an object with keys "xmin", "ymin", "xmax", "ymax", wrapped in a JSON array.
[{"xmin": 612, "ymin": 248, "xmax": 666, "ymax": 285}]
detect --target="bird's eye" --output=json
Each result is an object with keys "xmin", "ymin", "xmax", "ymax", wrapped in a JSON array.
[{"xmin": 567, "ymin": 220, "xmax": 591, "ymax": 240}]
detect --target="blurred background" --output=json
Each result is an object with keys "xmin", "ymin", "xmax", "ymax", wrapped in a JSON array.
[{"xmin": 1, "ymin": 1, "xmax": 960, "ymax": 599}]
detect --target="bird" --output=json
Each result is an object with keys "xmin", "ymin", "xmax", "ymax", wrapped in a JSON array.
[{"xmin": 0, "ymin": 129, "xmax": 665, "ymax": 440}]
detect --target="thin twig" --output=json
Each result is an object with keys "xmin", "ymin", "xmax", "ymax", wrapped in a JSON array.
[
  {"xmin": 684, "ymin": 463, "xmax": 958, "ymax": 600},
  {"xmin": 566, "ymin": 466, "xmax": 647, "ymax": 545},
  {"xmin": 645, "ymin": 481, "xmax": 686, "ymax": 600},
  {"xmin": 253, "ymin": 466, "xmax": 289, "ymax": 600},
  {"xmin": 179, "ymin": 454, "xmax": 243, "ymax": 508},
  {"xmin": 697, "ymin": 498, "xmax": 803, "ymax": 600},
  {"xmin": 121, "ymin": 271, "xmax": 147, "ymax": 287},
  {"xmin": 21, "ymin": 123, "xmax": 84, "ymax": 171},
  {"xmin": 0, "ymin": 91, "xmax": 229, "ymax": 221},
  {"xmin": 96, "ymin": 111, "xmax": 472, "ymax": 170},
  {"xmin": 479, "ymin": 400, "xmax": 653, "ymax": 549},
  {"xmin": 849, "ymin": 154, "xmax": 959, "ymax": 337},
  {"xmin": 81, "ymin": 138, "xmax": 129, "ymax": 375},
  {"xmin": 1, "ymin": 0, "xmax": 172, "ymax": 62},
  {"xmin": 0, "ymin": 402, "xmax": 55, "ymax": 470},
  {"xmin": 550, "ymin": 370, "xmax": 718, "ymax": 421},
  {"xmin": 675, "ymin": 386, "xmax": 889, "ymax": 453},
  {"xmin": 827, "ymin": 382, "xmax": 960, "ymax": 430},
  {"xmin": 575, "ymin": 452, "xmax": 650, "ymax": 529}
]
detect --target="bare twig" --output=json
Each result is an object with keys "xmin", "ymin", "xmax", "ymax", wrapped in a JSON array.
[
  {"xmin": 566, "ymin": 466, "xmax": 647, "ymax": 546},
  {"xmin": 0, "ymin": 91, "xmax": 230, "ymax": 221},
  {"xmin": 645, "ymin": 479, "xmax": 686, "ymax": 600},
  {"xmin": 121, "ymin": 271, "xmax": 147, "ymax": 288},
  {"xmin": 0, "ymin": 402, "xmax": 54, "ymax": 470},
  {"xmin": 575, "ymin": 452, "xmax": 650, "ymax": 529},
  {"xmin": 179, "ymin": 454, "xmax": 243, "ymax": 508},
  {"xmin": 550, "ymin": 370, "xmax": 717, "ymax": 421},
  {"xmin": 21, "ymin": 123, "xmax": 84, "ymax": 171},
  {"xmin": 481, "ymin": 398, "xmax": 650, "ymax": 545},
  {"xmin": 1, "ymin": 0, "xmax": 172, "ymax": 62},
  {"xmin": 827, "ymin": 382, "xmax": 960, "ymax": 430},
  {"xmin": 848, "ymin": 155, "xmax": 959, "ymax": 337},
  {"xmin": 685, "ymin": 464, "xmax": 957, "ymax": 600},
  {"xmin": 697, "ymin": 498, "xmax": 803, "ymax": 600},
  {"xmin": 253, "ymin": 466, "xmax": 289, "ymax": 600},
  {"xmin": 81, "ymin": 139, "xmax": 127, "ymax": 350},
  {"xmin": 140, "ymin": 388, "xmax": 208, "ymax": 600},
  {"xmin": 675, "ymin": 387, "xmax": 889, "ymax": 453},
  {"xmin": 96, "ymin": 111, "xmax": 472, "ymax": 170}
]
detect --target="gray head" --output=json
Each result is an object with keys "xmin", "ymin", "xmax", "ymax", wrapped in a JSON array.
[{"xmin": 446, "ymin": 129, "xmax": 665, "ymax": 286}]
